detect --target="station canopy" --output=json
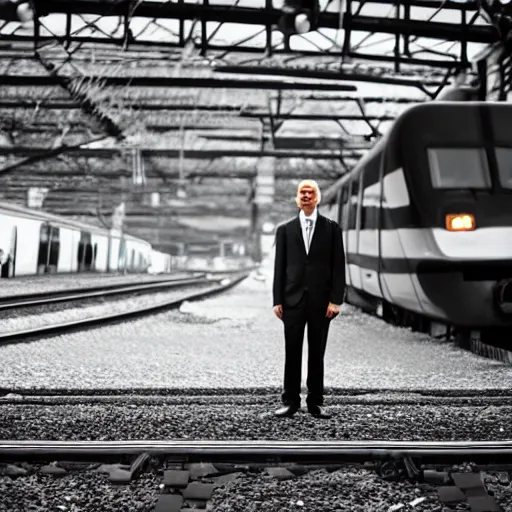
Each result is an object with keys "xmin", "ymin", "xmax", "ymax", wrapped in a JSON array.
[{"xmin": 0, "ymin": 0, "xmax": 503, "ymax": 248}]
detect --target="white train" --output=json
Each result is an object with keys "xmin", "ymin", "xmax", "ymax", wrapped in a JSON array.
[
  {"xmin": 0, "ymin": 201, "xmax": 171, "ymax": 277},
  {"xmin": 322, "ymin": 101, "xmax": 512, "ymax": 339}
]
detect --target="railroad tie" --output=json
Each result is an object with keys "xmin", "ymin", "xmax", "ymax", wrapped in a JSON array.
[{"xmin": 438, "ymin": 472, "xmax": 502, "ymax": 512}]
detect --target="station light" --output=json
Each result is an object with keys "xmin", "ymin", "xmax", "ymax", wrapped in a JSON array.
[
  {"xmin": 445, "ymin": 213, "xmax": 476, "ymax": 232},
  {"xmin": 0, "ymin": 0, "xmax": 34, "ymax": 22},
  {"xmin": 278, "ymin": 0, "xmax": 319, "ymax": 35}
]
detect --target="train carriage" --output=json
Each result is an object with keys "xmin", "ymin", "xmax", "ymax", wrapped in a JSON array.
[
  {"xmin": 324, "ymin": 101, "xmax": 512, "ymax": 334},
  {"xmin": 0, "ymin": 202, "xmax": 156, "ymax": 277}
]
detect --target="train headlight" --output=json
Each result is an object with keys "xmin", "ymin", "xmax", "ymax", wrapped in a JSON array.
[{"xmin": 445, "ymin": 213, "xmax": 476, "ymax": 231}]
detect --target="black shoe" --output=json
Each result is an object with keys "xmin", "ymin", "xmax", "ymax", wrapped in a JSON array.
[
  {"xmin": 274, "ymin": 405, "xmax": 300, "ymax": 417},
  {"xmin": 307, "ymin": 405, "xmax": 332, "ymax": 419}
]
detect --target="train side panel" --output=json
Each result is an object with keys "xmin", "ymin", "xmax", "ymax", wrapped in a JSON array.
[
  {"xmin": 57, "ymin": 228, "xmax": 79, "ymax": 273},
  {"xmin": 149, "ymin": 250, "xmax": 171, "ymax": 274},
  {"xmin": 378, "ymin": 166, "xmax": 425, "ymax": 313},
  {"xmin": 125, "ymin": 238, "xmax": 151, "ymax": 272},
  {"xmin": 109, "ymin": 233, "xmax": 122, "ymax": 272},
  {"xmin": 0, "ymin": 202, "xmax": 171, "ymax": 278},
  {"xmin": 1, "ymin": 214, "xmax": 42, "ymax": 276},
  {"xmin": 357, "ymin": 156, "xmax": 382, "ymax": 299}
]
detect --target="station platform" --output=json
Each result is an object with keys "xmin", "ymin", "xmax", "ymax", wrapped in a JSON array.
[{"xmin": 1, "ymin": 258, "xmax": 511, "ymax": 394}]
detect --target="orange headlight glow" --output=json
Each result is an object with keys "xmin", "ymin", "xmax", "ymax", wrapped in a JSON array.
[{"xmin": 445, "ymin": 213, "xmax": 476, "ymax": 231}]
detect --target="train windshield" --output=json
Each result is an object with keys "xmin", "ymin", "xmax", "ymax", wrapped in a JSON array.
[
  {"xmin": 495, "ymin": 147, "xmax": 512, "ymax": 189},
  {"xmin": 427, "ymin": 148, "xmax": 491, "ymax": 189}
]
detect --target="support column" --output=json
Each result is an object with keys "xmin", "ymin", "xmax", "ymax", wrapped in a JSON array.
[{"xmin": 250, "ymin": 156, "xmax": 275, "ymax": 263}]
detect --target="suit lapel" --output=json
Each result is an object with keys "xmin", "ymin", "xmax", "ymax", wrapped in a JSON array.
[{"xmin": 308, "ymin": 214, "xmax": 324, "ymax": 256}]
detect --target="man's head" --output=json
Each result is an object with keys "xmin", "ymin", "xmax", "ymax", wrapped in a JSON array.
[{"xmin": 296, "ymin": 179, "xmax": 321, "ymax": 215}]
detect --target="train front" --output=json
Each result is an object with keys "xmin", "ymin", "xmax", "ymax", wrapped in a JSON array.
[{"xmin": 397, "ymin": 102, "xmax": 512, "ymax": 329}]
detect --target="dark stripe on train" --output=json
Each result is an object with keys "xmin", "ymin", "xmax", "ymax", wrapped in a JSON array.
[
  {"xmin": 351, "ymin": 204, "xmax": 512, "ymax": 230},
  {"xmin": 346, "ymin": 252, "xmax": 512, "ymax": 280}
]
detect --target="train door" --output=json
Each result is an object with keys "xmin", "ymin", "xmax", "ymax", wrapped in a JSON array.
[
  {"xmin": 37, "ymin": 223, "xmax": 50, "ymax": 274},
  {"xmin": 357, "ymin": 159, "xmax": 382, "ymax": 297},
  {"xmin": 77, "ymin": 232, "xmax": 93, "ymax": 271},
  {"xmin": 347, "ymin": 176, "xmax": 362, "ymax": 289},
  {"xmin": 37, "ymin": 223, "xmax": 60, "ymax": 274},
  {"xmin": 0, "ymin": 226, "xmax": 17, "ymax": 278},
  {"xmin": 93, "ymin": 243, "xmax": 98, "ymax": 271},
  {"xmin": 48, "ymin": 226, "xmax": 60, "ymax": 273},
  {"xmin": 339, "ymin": 183, "xmax": 351, "ymax": 287}
]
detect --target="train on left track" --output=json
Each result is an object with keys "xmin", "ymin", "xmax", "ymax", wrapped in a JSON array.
[{"xmin": 0, "ymin": 201, "xmax": 172, "ymax": 277}]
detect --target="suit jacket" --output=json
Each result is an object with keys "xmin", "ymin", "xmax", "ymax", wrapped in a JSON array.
[{"xmin": 272, "ymin": 213, "xmax": 346, "ymax": 309}]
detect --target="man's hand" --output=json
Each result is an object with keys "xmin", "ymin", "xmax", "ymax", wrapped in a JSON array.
[
  {"xmin": 273, "ymin": 304, "xmax": 283, "ymax": 320},
  {"xmin": 326, "ymin": 302, "xmax": 340, "ymax": 319}
]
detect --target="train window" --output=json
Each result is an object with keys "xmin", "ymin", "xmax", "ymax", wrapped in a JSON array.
[
  {"xmin": 49, "ymin": 227, "xmax": 60, "ymax": 270},
  {"xmin": 495, "ymin": 147, "xmax": 512, "ymax": 189},
  {"xmin": 427, "ymin": 148, "xmax": 491, "ymax": 189}
]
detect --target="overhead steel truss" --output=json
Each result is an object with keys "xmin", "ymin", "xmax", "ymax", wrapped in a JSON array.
[
  {"xmin": 0, "ymin": 0, "xmax": 502, "ymax": 75},
  {"xmin": 0, "ymin": 1, "xmax": 500, "ymax": 57},
  {"xmin": 0, "ymin": 2, "xmax": 509, "ymax": 212}
]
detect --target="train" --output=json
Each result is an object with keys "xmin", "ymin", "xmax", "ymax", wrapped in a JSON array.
[
  {"xmin": 322, "ymin": 101, "xmax": 512, "ymax": 342},
  {"xmin": 0, "ymin": 201, "xmax": 172, "ymax": 277}
]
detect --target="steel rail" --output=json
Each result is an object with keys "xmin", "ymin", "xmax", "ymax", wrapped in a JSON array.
[
  {"xmin": 1, "ymin": 440, "xmax": 512, "ymax": 464},
  {"xmin": 0, "ymin": 275, "xmax": 208, "ymax": 310},
  {"xmin": 0, "ymin": 273, "xmax": 248, "ymax": 345}
]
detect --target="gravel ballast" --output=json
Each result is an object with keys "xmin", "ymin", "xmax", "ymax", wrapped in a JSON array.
[
  {"xmin": 0, "ymin": 394, "xmax": 510, "ymax": 441},
  {"xmin": 0, "ymin": 271, "xmax": 511, "ymax": 391},
  {"xmin": 1, "ymin": 460, "xmax": 511, "ymax": 512},
  {"xmin": 0, "ymin": 281, "xmax": 218, "ymax": 334},
  {"xmin": 0, "ymin": 467, "xmax": 160, "ymax": 512}
]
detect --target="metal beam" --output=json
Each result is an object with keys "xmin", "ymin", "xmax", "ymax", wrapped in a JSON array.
[
  {"xmin": 345, "ymin": 0, "xmax": 479, "ymax": 8},
  {"xmin": 0, "ymin": 97, "xmax": 422, "ymax": 109},
  {"xmin": 0, "ymin": 168, "xmax": 347, "ymax": 180},
  {"xmin": 0, "ymin": 75, "xmax": 357, "ymax": 91},
  {"xmin": 0, "ymin": 147, "xmax": 371, "ymax": 158},
  {"xmin": 214, "ymin": 66, "xmax": 446, "ymax": 87},
  {"xmin": 16, "ymin": 0, "xmax": 496, "ymax": 45},
  {"xmin": 240, "ymin": 113, "xmax": 397, "ymax": 121},
  {"xmin": 345, "ymin": 52, "xmax": 468, "ymax": 70},
  {"xmin": 346, "ymin": 16, "xmax": 498, "ymax": 44},
  {"xmin": 0, "ymin": 100, "xmax": 259, "ymax": 111}
]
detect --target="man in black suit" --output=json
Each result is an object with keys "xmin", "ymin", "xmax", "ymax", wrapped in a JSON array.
[{"xmin": 272, "ymin": 179, "xmax": 346, "ymax": 418}]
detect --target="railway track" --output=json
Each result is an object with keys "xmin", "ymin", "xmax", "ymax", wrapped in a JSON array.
[
  {"xmin": 0, "ymin": 273, "xmax": 208, "ymax": 310},
  {"xmin": 2, "ymin": 439, "xmax": 512, "ymax": 464},
  {"xmin": 0, "ymin": 439, "xmax": 510, "ymax": 511},
  {"xmin": 0, "ymin": 272, "xmax": 249, "ymax": 345}
]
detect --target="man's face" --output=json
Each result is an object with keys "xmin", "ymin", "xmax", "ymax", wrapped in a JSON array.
[{"xmin": 297, "ymin": 185, "xmax": 318, "ymax": 210}]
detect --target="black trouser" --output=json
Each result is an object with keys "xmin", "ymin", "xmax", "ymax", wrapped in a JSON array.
[{"xmin": 281, "ymin": 292, "xmax": 331, "ymax": 408}]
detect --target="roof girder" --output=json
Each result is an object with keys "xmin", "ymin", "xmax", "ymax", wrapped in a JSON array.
[{"xmin": 14, "ymin": 0, "xmax": 495, "ymax": 47}]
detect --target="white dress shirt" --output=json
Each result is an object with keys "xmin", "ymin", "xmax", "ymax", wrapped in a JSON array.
[{"xmin": 299, "ymin": 208, "xmax": 318, "ymax": 254}]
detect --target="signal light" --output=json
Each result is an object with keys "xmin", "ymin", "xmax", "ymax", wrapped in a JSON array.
[
  {"xmin": 445, "ymin": 213, "xmax": 476, "ymax": 232},
  {"xmin": 278, "ymin": 0, "xmax": 319, "ymax": 35}
]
